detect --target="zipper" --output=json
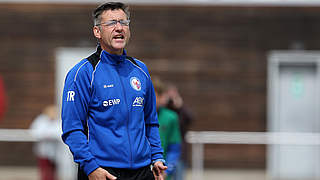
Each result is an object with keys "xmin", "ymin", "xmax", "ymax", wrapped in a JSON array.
[{"xmin": 117, "ymin": 66, "xmax": 133, "ymax": 168}]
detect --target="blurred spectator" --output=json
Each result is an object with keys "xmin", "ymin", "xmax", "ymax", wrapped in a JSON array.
[
  {"xmin": 166, "ymin": 83, "xmax": 193, "ymax": 180},
  {"xmin": 0, "ymin": 75, "xmax": 7, "ymax": 122},
  {"xmin": 30, "ymin": 105, "xmax": 61, "ymax": 180},
  {"xmin": 153, "ymin": 77, "xmax": 182, "ymax": 180}
]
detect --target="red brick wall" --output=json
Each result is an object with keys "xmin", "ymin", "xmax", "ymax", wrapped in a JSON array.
[{"xmin": 0, "ymin": 3, "xmax": 319, "ymax": 167}]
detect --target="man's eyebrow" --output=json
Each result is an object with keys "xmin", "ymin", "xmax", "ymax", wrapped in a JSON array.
[{"xmin": 106, "ymin": 19, "xmax": 125, "ymax": 21}]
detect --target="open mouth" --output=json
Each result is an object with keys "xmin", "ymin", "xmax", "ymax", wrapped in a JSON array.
[{"xmin": 113, "ymin": 35, "xmax": 124, "ymax": 40}]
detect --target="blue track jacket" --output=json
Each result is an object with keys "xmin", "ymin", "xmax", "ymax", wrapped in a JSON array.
[{"xmin": 61, "ymin": 46, "xmax": 164, "ymax": 176}]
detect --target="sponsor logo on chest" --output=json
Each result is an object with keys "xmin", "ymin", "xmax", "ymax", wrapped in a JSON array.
[
  {"xmin": 103, "ymin": 98, "xmax": 120, "ymax": 107},
  {"xmin": 133, "ymin": 97, "xmax": 144, "ymax": 107}
]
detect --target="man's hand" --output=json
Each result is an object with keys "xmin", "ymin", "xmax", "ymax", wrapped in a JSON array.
[
  {"xmin": 88, "ymin": 167, "xmax": 117, "ymax": 180},
  {"xmin": 152, "ymin": 161, "xmax": 168, "ymax": 180}
]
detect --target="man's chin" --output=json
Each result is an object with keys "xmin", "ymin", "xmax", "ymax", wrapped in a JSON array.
[{"xmin": 112, "ymin": 44, "xmax": 126, "ymax": 51}]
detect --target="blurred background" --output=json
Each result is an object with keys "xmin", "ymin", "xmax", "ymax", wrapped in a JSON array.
[{"xmin": 1, "ymin": 0, "xmax": 320, "ymax": 179}]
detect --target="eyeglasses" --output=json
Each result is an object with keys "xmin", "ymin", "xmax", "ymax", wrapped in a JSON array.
[{"xmin": 96, "ymin": 19, "xmax": 130, "ymax": 27}]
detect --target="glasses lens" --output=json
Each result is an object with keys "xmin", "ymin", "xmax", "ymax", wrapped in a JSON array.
[
  {"xmin": 106, "ymin": 20, "xmax": 117, "ymax": 26},
  {"xmin": 99, "ymin": 20, "xmax": 130, "ymax": 27},
  {"xmin": 120, "ymin": 20, "xmax": 130, "ymax": 26}
]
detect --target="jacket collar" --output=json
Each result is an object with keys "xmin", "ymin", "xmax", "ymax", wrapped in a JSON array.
[{"xmin": 99, "ymin": 46, "xmax": 127, "ymax": 65}]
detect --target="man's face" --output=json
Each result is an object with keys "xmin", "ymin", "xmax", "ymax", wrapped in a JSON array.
[{"xmin": 93, "ymin": 9, "xmax": 130, "ymax": 55}]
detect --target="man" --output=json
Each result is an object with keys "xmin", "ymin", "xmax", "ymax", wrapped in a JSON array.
[
  {"xmin": 153, "ymin": 77, "xmax": 181, "ymax": 180},
  {"xmin": 61, "ymin": 2, "xmax": 167, "ymax": 180}
]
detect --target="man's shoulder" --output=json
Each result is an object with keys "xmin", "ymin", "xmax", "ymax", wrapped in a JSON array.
[
  {"xmin": 126, "ymin": 56, "xmax": 150, "ymax": 79},
  {"xmin": 69, "ymin": 59, "xmax": 92, "ymax": 73},
  {"xmin": 87, "ymin": 50, "xmax": 101, "ymax": 68},
  {"xmin": 127, "ymin": 56, "xmax": 147, "ymax": 68},
  {"xmin": 65, "ymin": 59, "xmax": 93, "ymax": 83}
]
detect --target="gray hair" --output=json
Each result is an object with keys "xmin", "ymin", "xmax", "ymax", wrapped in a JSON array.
[{"xmin": 93, "ymin": 2, "xmax": 130, "ymax": 26}]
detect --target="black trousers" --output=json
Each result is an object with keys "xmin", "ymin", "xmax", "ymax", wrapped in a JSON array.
[{"xmin": 78, "ymin": 165, "xmax": 155, "ymax": 180}]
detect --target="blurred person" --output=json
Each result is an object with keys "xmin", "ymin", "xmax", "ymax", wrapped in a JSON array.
[
  {"xmin": 61, "ymin": 2, "xmax": 166, "ymax": 180},
  {"xmin": 153, "ymin": 77, "xmax": 182, "ymax": 180},
  {"xmin": 30, "ymin": 105, "xmax": 61, "ymax": 180},
  {"xmin": 166, "ymin": 84, "xmax": 193, "ymax": 180},
  {"xmin": 0, "ymin": 75, "xmax": 7, "ymax": 122}
]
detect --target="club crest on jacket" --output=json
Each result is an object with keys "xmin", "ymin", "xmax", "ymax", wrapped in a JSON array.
[{"xmin": 130, "ymin": 77, "xmax": 141, "ymax": 91}]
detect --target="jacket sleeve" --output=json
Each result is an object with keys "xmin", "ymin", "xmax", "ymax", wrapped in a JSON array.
[
  {"xmin": 61, "ymin": 60, "xmax": 99, "ymax": 176},
  {"xmin": 140, "ymin": 63, "xmax": 164, "ymax": 161}
]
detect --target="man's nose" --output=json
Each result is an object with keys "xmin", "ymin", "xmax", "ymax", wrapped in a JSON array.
[{"xmin": 114, "ymin": 22, "xmax": 123, "ymax": 30}]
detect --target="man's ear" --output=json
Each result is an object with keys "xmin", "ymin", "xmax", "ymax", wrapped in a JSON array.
[{"xmin": 93, "ymin": 26, "xmax": 101, "ymax": 39}]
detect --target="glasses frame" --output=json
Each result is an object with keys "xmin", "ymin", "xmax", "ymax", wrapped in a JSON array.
[{"xmin": 96, "ymin": 19, "xmax": 130, "ymax": 27}]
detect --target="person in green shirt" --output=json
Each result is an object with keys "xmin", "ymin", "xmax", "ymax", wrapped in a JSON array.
[{"xmin": 153, "ymin": 77, "xmax": 182, "ymax": 180}]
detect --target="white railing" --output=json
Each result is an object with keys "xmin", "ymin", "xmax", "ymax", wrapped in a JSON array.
[
  {"xmin": 0, "ymin": 129, "xmax": 36, "ymax": 142},
  {"xmin": 2, "ymin": 129, "xmax": 320, "ymax": 179},
  {"xmin": 0, "ymin": 128, "xmax": 77, "ymax": 180},
  {"xmin": 185, "ymin": 131, "xmax": 320, "ymax": 180}
]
